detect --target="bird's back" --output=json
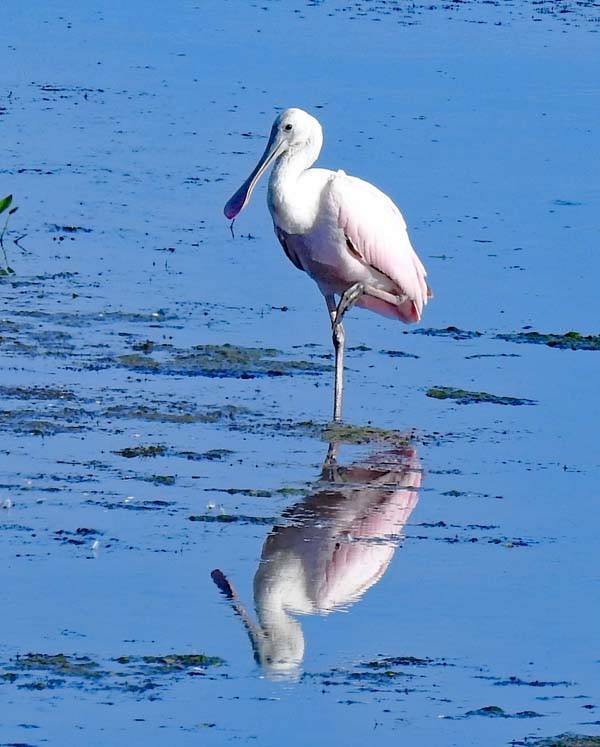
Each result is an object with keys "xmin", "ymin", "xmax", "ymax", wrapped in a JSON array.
[
  {"xmin": 270, "ymin": 166, "xmax": 430, "ymax": 324},
  {"xmin": 328, "ymin": 171, "xmax": 430, "ymax": 321}
]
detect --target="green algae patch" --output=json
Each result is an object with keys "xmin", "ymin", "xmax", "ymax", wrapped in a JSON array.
[
  {"xmin": 414, "ymin": 326, "xmax": 483, "ymax": 340},
  {"xmin": 426, "ymin": 386, "xmax": 536, "ymax": 406},
  {"xmin": 177, "ymin": 448, "xmax": 235, "ymax": 461},
  {"xmin": 208, "ymin": 487, "xmax": 273, "ymax": 498},
  {"xmin": 137, "ymin": 654, "xmax": 224, "ymax": 672},
  {"xmin": 112, "ymin": 342, "xmax": 325, "ymax": 378},
  {"xmin": 525, "ymin": 736, "xmax": 600, "ymax": 747},
  {"xmin": 0, "ymin": 408, "xmax": 88, "ymax": 436},
  {"xmin": 496, "ymin": 330, "xmax": 600, "ymax": 351},
  {"xmin": 3, "ymin": 650, "xmax": 225, "ymax": 695},
  {"xmin": 148, "ymin": 474, "xmax": 176, "ymax": 486},
  {"xmin": 85, "ymin": 498, "xmax": 175, "ymax": 512},
  {"xmin": 116, "ymin": 353, "xmax": 160, "ymax": 370},
  {"xmin": 0, "ymin": 385, "xmax": 75, "ymax": 400},
  {"xmin": 361, "ymin": 656, "xmax": 435, "ymax": 668},
  {"xmin": 465, "ymin": 705, "xmax": 507, "ymax": 718},
  {"xmin": 381, "ymin": 349, "xmax": 419, "ymax": 359},
  {"xmin": 13, "ymin": 653, "xmax": 103, "ymax": 679},
  {"xmin": 171, "ymin": 343, "xmax": 324, "ymax": 377},
  {"xmin": 105, "ymin": 403, "xmax": 249, "ymax": 425},
  {"xmin": 19, "ymin": 678, "xmax": 67, "ymax": 690},
  {"xmin": 322, "ymin": 422, "xmax": 411, "ymax": 445},
  {"xmin": 115, "ymin": 446, "xmax": 237, "ymax": 462},
  {"xmin": 114, "ymin": 444, "xmax": 168, "ymax": 458}
]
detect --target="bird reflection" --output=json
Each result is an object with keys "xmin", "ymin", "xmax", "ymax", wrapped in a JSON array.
[{"xmin": 211, "ymin": 440, "xmax": 422, "ymax": 677}]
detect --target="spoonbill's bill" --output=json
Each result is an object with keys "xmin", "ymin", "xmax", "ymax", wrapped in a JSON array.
[{"xmin": 224, "ymin": 108, "xmax": 431, "ymax": 421}]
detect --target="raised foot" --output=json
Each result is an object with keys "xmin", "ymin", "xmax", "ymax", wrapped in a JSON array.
[{"xmin": 336, "ymin": 281, "xmax": 365, "ymax": 321}]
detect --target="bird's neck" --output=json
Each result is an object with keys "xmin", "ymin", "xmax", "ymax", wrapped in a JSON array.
[{"xmin": 268, "ymin": 149, "xmax": 320, "ymax": 235}]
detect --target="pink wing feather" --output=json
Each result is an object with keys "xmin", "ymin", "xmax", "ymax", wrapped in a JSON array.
[{"xmin": 329, "ymin": 172, "xmax": 429, "ymax": 323}]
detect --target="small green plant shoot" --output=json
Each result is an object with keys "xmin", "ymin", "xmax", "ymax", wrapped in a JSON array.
[{"xmin": 0, "ymin": 194, "xmax": 18, "ymax": 275}]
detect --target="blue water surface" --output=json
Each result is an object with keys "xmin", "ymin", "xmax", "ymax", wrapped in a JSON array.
[{"xmin": 1, "ymin": 2, "xmax": 599, "ymax": 746}]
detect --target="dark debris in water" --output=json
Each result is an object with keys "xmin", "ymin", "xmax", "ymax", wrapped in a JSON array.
[
  {"xmin": 477, "ymin": 674, "xmax": 573, "ymax": 688},
  {"xmin": 53, "ymin": 528, "xmax": 102, "ymax": 546},
  {"xmin": 463, "ymin": 705, "xmax": 543, "ymax": 719},
  {"xmin": 114, "ymin": 444, "xmax": 168, "ymax": 458},
  {"xmin": 85, "ymin": 498, "xmax": 175, "ymax": 512},
  {"xmin": 409, "ymin": 521, "xmax": 534, "ymax": 548},
  {"xmin": 360, "ymin": 655, "xmax": 445, "ymax": 669},
  {"xmin": 189, "ymin": 513, "xmax": 277, "ymax": 526},
  {"xmin": 320, "ymin": 0, "xmax": 600, "ymax": 29},
  {"xmin": 312, "ymin": 653, "xmax": 450, "ymax": 690},
  {"xmin": 464, "ymin": 352, "xmax": 520, "ymax": 360},
  {"xmin": 206, "ymin": 485, "xmax": 305, "ymax": 498},
  {"xmin": 426, "ymin": 386, "xmax": 536, "ymax": 406},
  {"xmin": 49, "ymin": 224, "xmax": 93, "ymax": 233},
  {"xmin": 179, "ymin": 448, "xmax": 235, "ymax": 461}
]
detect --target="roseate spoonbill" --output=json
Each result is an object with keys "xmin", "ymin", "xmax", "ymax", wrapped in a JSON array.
[
  {"xmin": 212, "ymin": 442, "xmax": 421, "ymax": 676},
  {"xmin": 224, "ymin": 108, "xmax": 431, "ymax": 421}
]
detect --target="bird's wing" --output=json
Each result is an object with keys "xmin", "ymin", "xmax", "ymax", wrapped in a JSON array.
[
  {"xmin": 328, "ymin": 171, "xmax": 429, "ymax": 321},
  {"xmin": 275, "ymin": 226, "xmax": 304, "ymax": 272}
]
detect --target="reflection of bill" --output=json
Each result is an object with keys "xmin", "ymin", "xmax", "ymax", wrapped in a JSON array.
[{"xmin": 211, "ymin": 442, "xmax": 422, "ymax": 677}]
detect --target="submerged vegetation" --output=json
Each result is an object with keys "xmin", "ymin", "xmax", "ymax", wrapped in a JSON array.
[
  {"xmin": 2, "ymin": 4, "xmax": 598, "ymax": 744},
  {"xmin": 525, "ymin": 737, "xmax": 600, "ymax": 747},
  {"xmin": 426, "ymin": 386, "xmax": 536, "ymax": 406},
  {"xmin": 414, "ymin": 326, "xmax": 600, "ymax": 352},
  {"xmin": 496, "ymin": 330, "xmax": 600, "ymax": 351},
  {"xmin": 113, "ymin": 342, "xmax": 327, "ymax": 378},
  {"xmin": 0, "ymin": 651, "xmax": 225, "ymax": 693}
]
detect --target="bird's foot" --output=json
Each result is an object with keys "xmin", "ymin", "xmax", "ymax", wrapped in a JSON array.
[{"xmin": 336, "ymin": 282, "xmax": 365, "ymax": 321}]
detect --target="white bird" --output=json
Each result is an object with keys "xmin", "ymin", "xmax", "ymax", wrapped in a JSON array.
[{"xmin": 224, "ymin": 108, "xmax": 431, "ymax": 421}]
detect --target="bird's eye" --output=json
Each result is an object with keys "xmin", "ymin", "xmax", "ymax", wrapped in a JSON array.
[{"xmin": 284, "ymin": 123, "xmax": 293, "ymax": 131}]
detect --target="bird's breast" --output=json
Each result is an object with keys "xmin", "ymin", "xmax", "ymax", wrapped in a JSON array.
[{"xmin": 268, "ymin": 167, "xmax": 334, "ymax": 235}]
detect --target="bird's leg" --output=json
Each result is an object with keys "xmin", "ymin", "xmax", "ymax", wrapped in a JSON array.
[
  {"xmin": 322, "ymin": 441, "xmax": 340, "ymax": 481},
  {"xmin": 332, "ymin": 319, "xmax": 345, "ymax": 422},
  {"xmin": 326, "ymin": 283, "xmax": 365, "ymax": 423},
  {"xmin": 325, "ymin": 295, "xmax": 344, "ymax": 423}
]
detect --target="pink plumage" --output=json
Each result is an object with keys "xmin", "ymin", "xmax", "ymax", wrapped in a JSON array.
[{"xmin": 224, "ymin": 108, "xmax": 432, "ymax": 420}]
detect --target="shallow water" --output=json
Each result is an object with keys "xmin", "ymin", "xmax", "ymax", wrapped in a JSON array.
[{"xmin": 1, "ymin": 2, "xmax": 599, "ymax": 745}]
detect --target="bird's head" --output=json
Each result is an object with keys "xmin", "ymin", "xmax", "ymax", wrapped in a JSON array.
[{"xmin": 224, "ymin": 108, "xmax": 323, "ymax": 219}]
